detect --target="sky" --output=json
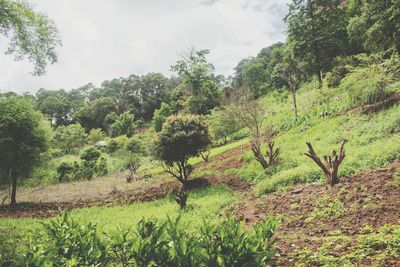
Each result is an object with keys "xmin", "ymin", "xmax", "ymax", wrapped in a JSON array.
[{"xmin": 0, "ymin": 0, "xmax": 290, "ymax": 94}]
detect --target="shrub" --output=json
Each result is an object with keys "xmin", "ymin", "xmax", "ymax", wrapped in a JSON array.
[
  {"xmin": 111, "ymin": 112, "xmax": 136, "ymax": 137},
  {"xmin": 78, "ymin": 147, "xmax": 107, "ymax": 180},
  {"xmin": 153, "ymin": 102, "xmax": 172, "ymax": 132},
  {"xmin": 26, "ymin": 212, "xmax": 109, "ymax": 266},
  {"xmin": 87, "ymin": 128, "xmax": 106, "ymax": 144},
  {"xmin": 56, "ymin": 161, "xmax": 79, "ymax": 182},
  {"xmin": 107, "ymin": 215, "xmax": 279, "ymax": 266},
  {"xmin": 106, "ymin": 139, "xmax": 119, "ymax": 153},
  {"xmin": 80, "ymin": 147, "xmax": 101, "ymax": 162},
  {"xmin": 96, "ymin": 157, "xmax": 108, "ymax": 176},
  {"xmin": 126, "ymin": 137, "xmax": 144, "ymax": 155},
  {"xmin": 54, "ymin": 123, "xmax": 87, "ymax": 154}
]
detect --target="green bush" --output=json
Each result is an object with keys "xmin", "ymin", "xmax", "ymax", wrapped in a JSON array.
[
  {"xmin": 96, "ymin": 157, "xmax": 108, "ymax": 176},
  {"xmin": 80, "ymin": 147, "xmax": 101, "ymax": 162},
  {"xmin": 106, "ymin": 139, "xmax": 119, "ymax": 153},
  {"xmin": 125, "ymin": 137, "xmax": 145, "ymax": 155},
  {"xmin": 107, "ymin": 215, "xmax": 280, "ymax": 266},
  {"xmin": 56, "ymin": 161, "xmax": 79, "ymax": 182},
  {"xmin": 21, "ymin": 211, "xmax": 279, "ymax": 267},
  {"xmin": 87, "ymin": 128, "xmax": 106, "ymax": 144},
  {"xmin": 26, "ymin": 212, "xmax": 109, "ymax": 266}
]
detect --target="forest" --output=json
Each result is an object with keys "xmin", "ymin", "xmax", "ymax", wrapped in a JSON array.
[{"xmin": 1, "ymin": 0, "xmax": 400, "ymax": 266}]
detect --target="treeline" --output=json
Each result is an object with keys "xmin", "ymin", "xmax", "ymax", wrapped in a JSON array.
[
  {"xmin": 2, "ymin": 0, "xmax": 399, "ymax": 135},
  {"xmin": 1, "ymin": 49, "xmax": 226, "ymax": 135}
]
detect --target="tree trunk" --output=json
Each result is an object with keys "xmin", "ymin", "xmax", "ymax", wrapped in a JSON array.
[
  {"xmin": 251, "ymin": 143, "xmax": 269, "ymax": 170},
  {"xmin": 317, "ymin": 70, "xmax": 323, "ymax": 88},
  {"xmin": 291, "ymin": 88, "xmax": 298, "ymax": 122},
  {"xmin": 10, "ymin": 171, "xmax": 17, "ymax": 206}
]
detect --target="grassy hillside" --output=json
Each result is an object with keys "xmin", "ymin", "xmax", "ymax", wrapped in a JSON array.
[{"xmin": 1, "ymin": 66, "xmax": 400, "ymax": 266}]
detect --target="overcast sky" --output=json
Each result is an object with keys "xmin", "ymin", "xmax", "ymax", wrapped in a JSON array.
[{"xmin": 0, "ymin": 0, "xmax": 290, "ymax": 94}]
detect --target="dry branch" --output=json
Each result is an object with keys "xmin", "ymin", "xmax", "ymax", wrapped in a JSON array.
[{"xmin": 305, "ymin": 140, "xmax": 348, "ymax": 186}]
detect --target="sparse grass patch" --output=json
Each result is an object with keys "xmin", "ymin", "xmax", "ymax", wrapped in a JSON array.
[{"xmin": 305, "ymin": 195, "xmax": 344, "ymax": 223}]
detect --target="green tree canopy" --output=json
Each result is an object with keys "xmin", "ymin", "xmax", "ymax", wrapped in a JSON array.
[
  {"xmin": 348, "ymin": 0, "xmax": 400, "ymax": 53},
  {"xmin": 154, "ymin": 115, "xmax": 211, "ymax": 208},
  {"xmin": 286, "ymin": 0, "xmax": 350, "ymax": 87},
  {"xmin": 0, "ymin": 0, "xmax": 61, "ymax": 75},
  {"xmin": 0, "ymin": 97, "xmax": 52, "ymax": 204}
]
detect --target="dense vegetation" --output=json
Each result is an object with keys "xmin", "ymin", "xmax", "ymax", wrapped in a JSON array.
[{"xmin": 1, "ymin": 0, "xmax": 400, "ymax": 266}]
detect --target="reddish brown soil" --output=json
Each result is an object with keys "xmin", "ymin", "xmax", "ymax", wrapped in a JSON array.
[
  {"xmin": 233, "ymin": 160, "xmax": 400, "ymax": 266},
  {"xmin": 197, "ymin": 143, "xmax": 249, "ymax": 172}
]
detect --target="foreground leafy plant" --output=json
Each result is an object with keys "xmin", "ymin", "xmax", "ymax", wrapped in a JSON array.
[
  {"xmin": 27, "ymin": 212, "xmax": 279, "ymax": 266},
  {"xmin": 26, "ymin": 212, "xmax": 109, "ymax": 266}
]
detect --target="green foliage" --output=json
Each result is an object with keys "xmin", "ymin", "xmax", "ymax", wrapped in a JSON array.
[
  {"xmin": 87, "ymin": 128, "xmax": 106, "ymax": 144},
  {"xmin": 125, "ymin": 137, "xmax": 145, "ymax": 155},
  {"xmin": 96, "ymin": 157, "xmax": 108, "ymax": 176},
  {"xmin": 305, "ymin": 195, "xmax": 345, "ymax": 223},
  {"xmin": 26, "ymin": 212, "xmax": 109, "ymax": 266},
  {"xmin": 339, "ymin": 54, "xmax": 400, "ymax": 106},
  {"xmin": 286, "ymin": 0, "xmax": 351, "ymax": 86},
  {"xmin": 80, "ymin": 147, "xmax": 101, "ymax": 162},
  {"xmin": 233, "ymin": 42, "xmax": 285, "ymax": 96},
  {"xmin": 105, "ymin": 139, "xmax": 119, "ymax": 154},
  {"xmin": 27, "ymin": 211, "xmax": 279, "ymax": 267},
  {"xmin": 56, "ymin": 161, "xmax": 79, "ymax": 182},
  {"xmin": 348, "ymin": 0, "xmax": 400, "ymax": 52},
  {"xmin": 0, "ymin": 0, "xmax": 61, "ymax": 75},
  {"xmin": 251, "ymin": 87, "xmax": 400, "ymax": 195},
  {"xmin": 153, "ymin": 102, "xmax": 172, "ymax": 132},
  {"xmin": 74, "ymin": 97, "xmax": 117, "ymax": 131},
  {"xmin": 0, "ymin": 226, "xmax": 26, "ymax": 266},
  {"xmin": 171, "ymin": 49, "xmax": 221, "ymax": 115},
  {"xmin": 111, "ymin": 111, "xmax": 136, "ymax": 137},
  {"xmin": 207, "ymin": 108, "xmax": 242, "ymax": 145},
  {"xmin": 54, "ymin": 123, "xmax": 87, "ymax": 153},
  {"xmin": 0, "ymin": 97, "xmax": 52, "ymax": 203},
  {"xmin": 154, "ymin": 115, "xmax": 211, "ymax": 166},
  {"xmin": 294, "ymin": 224, "xmax": 400, "ymax": 266}
]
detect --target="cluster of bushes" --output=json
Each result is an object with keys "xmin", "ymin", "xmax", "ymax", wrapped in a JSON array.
[
  {"xmin": 25, "ymin": 212, "xmax": 279, "ymax": 267},
  {"xmin": 56, "ymin": 147, "xmax": 108, "ymax": 182}
]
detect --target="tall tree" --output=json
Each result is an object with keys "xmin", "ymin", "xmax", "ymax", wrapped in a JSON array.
[
  {"xmin": 274, "ymin": 48, "xmax": 304, "ymax": 121},
  {"xmin": 0, "ymin": 97, "xmax": 52, "ymax": 205},
  {"xmin": 348, "ymin": 0, "xmax": 400, "ymax": 53},
  {"xmin": 171, "ymin": 49, "xmax": 221, "ymax": 115},
  {"xmin": 0, "ymin": 0, "xmax": 61, "ymax": 75},
  {"xmin": 286, "ymin": 0, "xmax": 350, "ymax": 87}
]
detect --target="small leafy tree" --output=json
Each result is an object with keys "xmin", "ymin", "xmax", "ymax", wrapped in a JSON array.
[
  {"xmin": 87, "ymin": 128, "xmax": 106, "ymax": 144},
  {"xmin": 54, "ymin": 123, "xmax": 87, "ymax": 153},
  {"xmin": 79, "ymin": 147, "xmax": 102, "ymax": 180},
  {"xmin": 111, "ymin": 111, "xmax": 136, "ymax": 137},
  {"xmin": 0, "ymin": 97, "xmax": 52, "ymax": 205},
  {"xmin": 153, "ymin": 102, "xmax": 172, "ymax": 132},
  {"xmin": 207, "ymin": 108, "xmax": 242, "ymax": 144},
  {"xmin": 154, "ymin": 115, "xmax": 211, "ymax": 208}
]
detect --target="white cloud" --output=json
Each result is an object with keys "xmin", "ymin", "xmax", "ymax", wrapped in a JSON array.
[{"xmin": 0, "ymin": 0, "xmax": 290, "ymax": 93}]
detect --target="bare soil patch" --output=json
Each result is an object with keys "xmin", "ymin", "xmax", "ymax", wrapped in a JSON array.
[{"xmin": 232, "ymin": 160, "xmax": 400, "ymax": 266}]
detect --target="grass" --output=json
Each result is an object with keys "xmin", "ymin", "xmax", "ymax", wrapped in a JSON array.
[
  {"xmin": 223, "ymin": 77, "xmax": 400, "ymax": 195},
  {"xmin": 0, "ymin": 185, "xmax": 236, "ymax": 235}
]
